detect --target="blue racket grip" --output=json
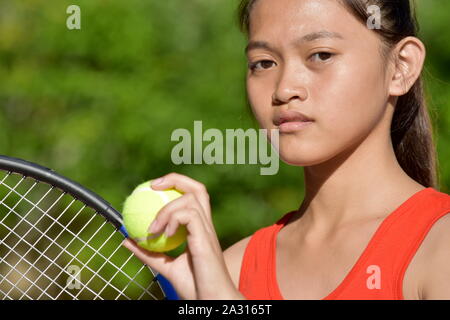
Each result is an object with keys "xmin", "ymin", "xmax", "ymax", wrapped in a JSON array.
[{"xmin": 119, "ymin": 225, "xmax": 180, "ymax": 300}]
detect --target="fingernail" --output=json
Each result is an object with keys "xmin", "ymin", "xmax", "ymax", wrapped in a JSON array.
[
  {"xmin": 122, "ymin": 239, "xmax": 130, "ymax": 248},
  {"xmin": 149, "ymin": 219, "xmax": 159, "ymax": 233},
  {"xmin": 151, "ymin": 178, "xmax": 164, "ymax": 187}
]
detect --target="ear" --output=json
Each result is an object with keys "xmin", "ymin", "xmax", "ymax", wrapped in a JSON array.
[{"xmin": 388, "ymin": 36, "xmax": 426, "ymax": 96}]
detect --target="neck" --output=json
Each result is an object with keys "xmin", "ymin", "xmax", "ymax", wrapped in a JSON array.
[{"xmin": 299, "ymin": 117, "xmax": 424, "ymax": 233}]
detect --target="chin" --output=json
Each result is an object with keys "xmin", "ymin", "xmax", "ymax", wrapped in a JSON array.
[
  {"xmin": 278, "ymin": 151, "xmax": 323, "ymax": 167},
  {"xmin": 277, "ymin": 139, "xmax": 336, "ymax": 167}
]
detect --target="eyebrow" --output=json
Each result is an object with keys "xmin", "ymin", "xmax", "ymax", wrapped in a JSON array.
[{"xmin": 245, "ymin": 30, "xmax": 344, "ymax": 54}]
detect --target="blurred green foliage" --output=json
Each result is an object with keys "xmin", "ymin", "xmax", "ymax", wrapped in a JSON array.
[{"xmin": 0, "ymin": 0, "xmax": 449, "ymax": 253}]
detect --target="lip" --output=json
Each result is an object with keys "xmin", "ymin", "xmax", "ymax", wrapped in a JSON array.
[
  {"xmin": 273, "ymin": 110, "xmax": 314, "ymax": 126},
  {"xmin": 279, "ymin": 121, "xmax": 313, "ymax": 133}
]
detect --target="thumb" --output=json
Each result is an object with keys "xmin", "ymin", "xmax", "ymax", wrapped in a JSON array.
[{"xmin": 122, "ymin": 238, "xmax": 174, "ymax": 278}]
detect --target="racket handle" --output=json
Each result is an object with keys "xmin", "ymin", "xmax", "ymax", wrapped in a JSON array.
[{"xmin": 156, "ymin": 274, "xmax": 180, "ymax": 300}]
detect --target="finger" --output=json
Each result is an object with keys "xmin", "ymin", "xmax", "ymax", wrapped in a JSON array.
[
  {"xmin": 150, "ymin": 173, "xmax": 211, "ymax": 219},
  {"xmin": 163, "ymin": 208, "xmax": 219, "ymax": 255},
  {"xmin": 121, "ymin": 238, "xmax": 174, "ymax": 278},
  {"xmin": 147, "ymin": 193, "xmax": 206, "ymax": 234},
  {"xmin": 164, "ymin": 207, "xmax": 199, "ymax": 238},
  {"xmin": 164, "ymin": 208, "xmax": 203, "ymax": 240}
]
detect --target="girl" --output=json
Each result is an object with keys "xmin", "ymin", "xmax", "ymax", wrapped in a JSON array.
[{"xmin": 122, "ymin": 0, "xmax": 450, "ymax": 300}]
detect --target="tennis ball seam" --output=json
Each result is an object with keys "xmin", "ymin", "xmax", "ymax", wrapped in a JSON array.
[{"xmin": 132, "ymin": 185, "xmax": 171, "ymax": 204}]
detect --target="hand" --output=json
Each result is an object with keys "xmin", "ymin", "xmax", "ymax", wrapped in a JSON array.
[{"xmin": 122, "ymin": 172, "xmax": 245, "ymax": 300}]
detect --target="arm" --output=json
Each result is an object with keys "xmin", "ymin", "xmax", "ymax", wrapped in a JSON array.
[{"xmin": 223, "ymin": 235, "xmax": 252, "ymax": 299}]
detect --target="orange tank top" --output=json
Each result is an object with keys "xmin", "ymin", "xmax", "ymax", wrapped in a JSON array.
[{"xmin": 238, "ymin": 187, "xmax": 450, "ymax": 300}]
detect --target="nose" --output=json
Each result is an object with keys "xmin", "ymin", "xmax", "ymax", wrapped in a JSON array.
[{"xmin": 272, "ymin": 65, "xmax": 308, "ymax": 106}]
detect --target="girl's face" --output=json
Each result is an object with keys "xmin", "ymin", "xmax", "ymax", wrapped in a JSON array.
[{"xmin": 246, "ymin": 0, "xmax": 393, "ymax": 166}]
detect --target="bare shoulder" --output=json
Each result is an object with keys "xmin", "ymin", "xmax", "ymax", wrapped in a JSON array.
[
  {"xmin": 223, "ymin": 235, "xmax": 252, "ymax": 288},
  {"xmin": 417, "ymin": 212, "xmax": 450, "ymax": 299}
]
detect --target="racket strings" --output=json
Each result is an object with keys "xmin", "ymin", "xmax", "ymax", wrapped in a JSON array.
[
  {"xmin": 0, "ymin": 176, "xmax": 108, "ymax": 299},
  {"xmin": 1, "ymin": 222, "xmax": 152, "ymax": 300},
  {"xmin": 1, "ymin": 238, "xmax": 77, "ymax": 299},
  {"xmin": 1, "ymin": 190, "xmax": 101, "ymax": 299},
  {"xmin": 0, "ymin": 172, "xmax": 160, "ymax": 300},
  {"xmin": 0, "ymin": 171, "xmax": 164, "ymax": 300}
]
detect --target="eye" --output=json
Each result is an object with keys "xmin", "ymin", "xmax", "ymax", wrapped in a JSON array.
[
  {"xmin": 248, "ymin": 60, "xmax": 276, "ymax": 72},
  {"xmin": 309, "ymin": 52, "xmax": 334, "ymax": 63}
]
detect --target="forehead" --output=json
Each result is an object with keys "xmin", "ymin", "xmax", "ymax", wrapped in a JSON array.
[{"xmin": 248, "ymin": 0, "xmax": 365, "ymax": 42}]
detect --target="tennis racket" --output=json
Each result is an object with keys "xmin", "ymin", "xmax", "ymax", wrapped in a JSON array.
[{"xmin": 0, "ymin": 155, "xmax": 179, "ymax": 300}]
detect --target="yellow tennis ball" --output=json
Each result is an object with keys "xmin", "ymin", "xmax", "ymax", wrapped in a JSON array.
[{"xmin": 122, "ymin": 180, "xmax": 187, "ymax": 252}]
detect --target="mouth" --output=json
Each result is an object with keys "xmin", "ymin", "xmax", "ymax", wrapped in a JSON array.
[
  {"xmin": 277, "ymin": 120, "xmax": 313, "ymax": 133},
  {"xmin": 273, "ymin": 110, "xmax": 314, "ymax": 128}
]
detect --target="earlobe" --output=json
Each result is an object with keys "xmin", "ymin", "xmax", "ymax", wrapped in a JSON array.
[{"xmin": 388, "ymin": 37, "xmax": 426, "ymax": 97}]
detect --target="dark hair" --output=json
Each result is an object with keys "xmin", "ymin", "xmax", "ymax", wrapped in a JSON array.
[{"xmin": 237, "ymin": 0, "xmax": 440, "ymax": 189}]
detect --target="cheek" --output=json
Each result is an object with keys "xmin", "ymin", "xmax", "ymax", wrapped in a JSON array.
[
  {"xmin": 247, "ymin": 78, "xmax": 274, "ymax": 128},
  {"xmin": 314, "ymin": 54, "xmax": 387, "ymax": 137},
  {"xmin": 278, "ymin": 57, "xmax": 388, "ymax": 166}
]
